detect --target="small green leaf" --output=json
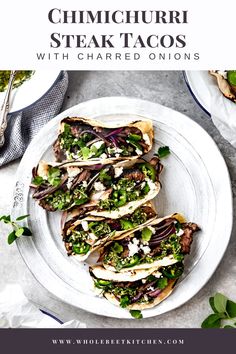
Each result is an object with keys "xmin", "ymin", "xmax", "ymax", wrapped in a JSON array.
[
  {"xmin": 141, "ymin": 227, "xmax": 152, "ymax": 242},
  {"xmin": 120, "ymin": 296, "xmax": 130, "ymax": 308},
  {"xmin": 112, "ymin": 242, "xmax": 123, "ymax": 254},
  {"xmin": 8, "ymin": 231, "xmax": 17, "ymax": 245},
  {"xmin": 156, "ymin": 146, "xmax": 170, "ymax": 159},
  {"xmin": 47, "ymin": 167, "xmax": 61, "ymax": 187},
  {"xmin": 15, "ymin": 228, "xmax": 24, "ymax": 237},
  {"xmin": 0, "ymin": 215, "xmax": 11, "ymax": 223},
  {"xmin": 130, "ymin": 310, "xmax": 143, "ymax": 319},
  {"xmin": 214, "ymin": 293, "xmax": 228, "ymax": 314},
  {"xmin": 22, "ymin": 227, "xmax": 32, "ymax": 236},
  {"xmin": 201, "ymin": 314, "xmax": 223, "ymax": 328},
  {"xmin": 32, "ymin": 176, "xmax": 44, "ymax": 186},
  {"xmin": 157, "ymin": 277, "xmax": 168, "ymax": 289},
  {"xmin": 81, "ymin": 147, "xmax": 91, "ymax": 160},
  {"xmin": 226, "ymin": 300, "xmax": 236, "ymax": 318},
  {"xmin": 16, "ymin": 214, "xmax": 29, "ymax": 221},
  {"xmin": 209, "ymin": 297, "xmax": 218, "ymax": 313}
]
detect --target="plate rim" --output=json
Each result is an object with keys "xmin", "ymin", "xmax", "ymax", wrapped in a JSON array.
[
  {"xmin": 183, "ymin": 71, "xmax": 211, "ymax": 117},
  {"xmin": 12, "ymin": 96, "xmax": 233, "ymax": 319}
]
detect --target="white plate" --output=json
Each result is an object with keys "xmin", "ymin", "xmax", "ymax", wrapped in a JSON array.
[
  {"xmin": 0, "ymin": 70, "xmax": 61, "ymax": 113},
  {"xmin": 12, "ymin": 97, "xmax": 233, "ymax": 319},
  {"xmin": 184, "ymin": 71, "xmax": 214, "ymax": 115}
]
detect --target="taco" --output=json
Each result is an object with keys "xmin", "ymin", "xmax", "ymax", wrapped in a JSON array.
[
  {"xmin": 210, "ymin": 70, "xmax": 236, "ymax": 103},
  {"xmin": 98, "ymin": 214, "xmax": 199, "ymax": 272},
  {"xmin": 31, "ymin": 157, "xmax": 162, "ymax": 214},
  {"xmin": 53, "ymin": 117, "xmax": 153, "ymax": 162},
  {"xmin": 90, "ymin": 262, "xmax": 184, "ymax": 310},
  {"xmin": 62, "ymin": 203, "xmax": 157, "ymax": 260}
]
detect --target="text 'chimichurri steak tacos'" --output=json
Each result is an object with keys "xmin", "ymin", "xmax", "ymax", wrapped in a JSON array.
[
  {"xmin": 31, "ymin": 157, "xmax": 162, "ymax": 215},
  {"xmin": 99, "ymin": 214, "xmax": 199, "ymax": 272},
  {"xmin": 62, "ymin": 203, "xmax": 157, "ymax": 260},
  {"xmin": 90, "ymin": 263, "xmax": 184, "ymax": 310},
  {"xmin": 53, "ymin": 117, "xmax": 153, "ymax": 162}
]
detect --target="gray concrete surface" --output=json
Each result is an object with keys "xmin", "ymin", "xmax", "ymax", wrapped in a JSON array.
[{"xmin": 0, "ymin": 71, "xmax": 235, "ymax": 328}]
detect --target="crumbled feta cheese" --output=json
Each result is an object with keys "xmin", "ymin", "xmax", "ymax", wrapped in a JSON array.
[
  {"xmin": 82, "ymin": 180, "xmax": 88, "ymax": 188},
  {"xmin": 147, "ymin": 286, "xmax": 155, "ymax": 291},
  {"xmin": 145, "ymin": 178, "xmax": 156, "ymax": 192},
  {"xmin": 91, "ymin": 140, "xmax": 104, "ymax": 150},
  {"xmin": 152, "ymin": 270, "xmax": 162, "ymax": 278},
  {"xmin": 100, "ymin": 153, "xmax": 108, "ymax": 159},
  {"xmin": 140, "ymin": 245, "xmax": 151, "ymax": 255},
  {"xmin": 144, "ymin": 295, "xmax": 149, "ymax": 301},
  {"xmin": 128, "ymin": 241, "xmax": 139, "ymax": 257},
  {"xmin": 81, "ymin": 221, "xmax": 89, "ymax": 231},
  {"xmin": 141, "ymin": 278, "xmax": 147, "ymax": 284},
  {"xmin": 108, "ymin": 147, "xmax": 123, "ymax": 155},
  {"xmin": 135, "ymin": 148, "xmax": 143, "ymax": 155},
  {"xmin": 143, "ymin": 133, "xmax": 150, "ymax": 146},
  {"xmin": 67, "ymin": 167, "xmax": 81, "ymax": 178},
  {"xmin": 176, "ymin": 228, "xmax": 184, "ymax": 236},
  {"xmin": 94, "ymin": 181, "xmax": 106, "ymax": 191},
  {"xmin": 140, "ymin": 182, "xmax": 146, "ymax": 189},
  {"xmin": 132, "ymin": 238, "xmax": 139, "ymax": 245},
  {"xmin": 114, "ymin": 167, "xmax": 123, "ymax": 178},
  {"xmin": 67, "ymin": 168, "xmax": 82, "ymax": 189},
  {"xmin": 147, "ymin": 226, "xmax": 156, "ymax": 234}
]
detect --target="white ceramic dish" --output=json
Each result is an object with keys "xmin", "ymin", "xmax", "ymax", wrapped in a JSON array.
[
  {"xmin": 12, "ymin": 97, "xmax": 233, "ymax": 319},
  {"xmin": 0, "ymin": 70, "xmax": 61, "ymax": 113},
  {"xmin": 184, "ymin": 71, "xmax": 213, "ymax": 115}
]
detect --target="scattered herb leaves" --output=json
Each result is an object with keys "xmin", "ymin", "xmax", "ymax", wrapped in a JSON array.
[
  {"xmin": 201, "ymin": 314, "xmax": 223, "ymax": 328},
  {"xmin": 129, "ymin": 310, "xmax": 143, "ymax": 319},
  {"xmin": 155, "ymin": 146, "xmax": 170, "ymax": 159},
  {"xmin": 0, "ymin": 214, "xmax": 32, "ymax": 245},
  {"xmin": 47, "ymin": 167, "xmax": 61, "ymax": 187},
  {"xmin": 120, "ymin": 296, "xmax": 130, "ymax": 308},
  {"xmin": 202, "ymin": 293, "xmax": 236, "ymax": 328},
  {"xmin": 226, "ymin": 300, "xmax": 236, "ymax": 318},
  {"xmin": 31, "ymin": 176, "xmax": 44, "ymax": 186},
  {"xmin": 213, "ymin": 293, "xmax": 228, "ymax": 314}
]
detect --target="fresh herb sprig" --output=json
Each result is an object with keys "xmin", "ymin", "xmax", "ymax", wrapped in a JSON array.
[
  {"xmin": 201, "ymin": 293, "xmax": 236, "ymax": 328},
  {"xmin": 0, "ymin": 214, "xmax": 32, "ymax": 244},
  {"xmin": 130, "ymin": 310, "xmax": 143, "ymax": 319},
  {"xmin": 155, "ymin": 146, "xmax": 170, "ymax": 159}
]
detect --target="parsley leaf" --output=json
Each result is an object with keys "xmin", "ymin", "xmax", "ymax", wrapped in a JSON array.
[
  {"xmin": 47, "ymin": 167, "xmax": 61, "ymax": 187},
  {"xmin": 141, "ymin": 227, "xmax": 152, "ymax": 242},
  {"xmin": 130, "ymin": 310, "xmax": 143, "ymax": 319},
  {"xmin": 156, "ymin": 146, "xmax": 170, "ymax": 159},
  {"xmin": 32, "ymin": 176, "xmax": 44, "ymax": 186},
  {"xmin": 157, "ymin": 277, "xmax": 168, "ymax": 289},
  {"xmin": 120, "ymin": 295, "xmax": 130, "ymax": 308}
]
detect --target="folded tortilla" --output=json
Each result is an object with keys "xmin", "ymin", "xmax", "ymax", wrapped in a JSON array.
[
  {"xmin": 31, "ymin": 157, "xmax": 162, "ymax": 216},
  {"xmin": 90, "ymin": 264, "xmax": 179, "ymax": 310},
  {"xmin": 53, "ymin": 116, "xmax": 153, "ymax": 163},
  {"xmin": 104, "ymin": 279, "xmax": 176, "ymax": 310},
  {"xmin": 99, "ymin": 213, "xmax": 199, "ymax": 272},
  {"xmin": 62, "ymin": 202, "xmax": 157, "ymax": 261}
]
